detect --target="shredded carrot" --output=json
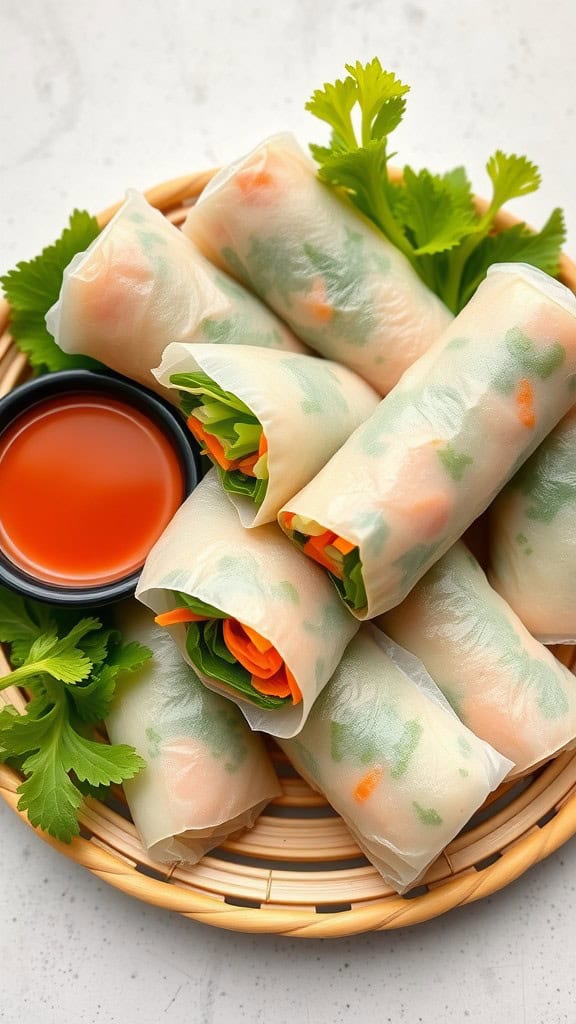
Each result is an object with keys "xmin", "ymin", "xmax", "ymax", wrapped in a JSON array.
[
  {"xmin": 302, "ymin": 530, "xmax": 344, "ymax": 574},
  {"xmin": 157, "ymin": 606, "xmax": 301, "ymax": 704},
  {"xmin": 309, "ymin": 529, "xmax": 337, "ymax": 549},
  {"xmin": 223, "ymin": 619, "xmax": 283, "ymax": 677},
  {"xmin": 155, "ymin": 608, "xmax": 210, "ymax": 626},
  {"xmin": 353, "ymin": 766, "xmax": 384, "ymax": 803},
  {"xmin": 282, "ymin": 511, "xmax": 295, "ymax": 529},
  {"xmin": 251, "ymin": 665, "xmax": 302, "ymax": 704},
  {"xmin": 187, "ymin": 416, "xmax": 263, "ymax": 476},
  {"xmin": 236, "ymin": 168, "xmax": 274, "ymax": 196},
  {"xmin": 251, "ymin": 669, "xmax": 292, "ymax": 699},
  {"xmin": 186, "ymin": 416, "xmax": 235, "ymax": 470},
  {"xmin": 241, "ymin": 623, "xmax": 273, "ymax": 654},
  {"xmin": 236, "ymin": 453, "xmax": 259, "ymax": 477},
  {"xmin": 258, "ymin": 432, "xmax": 268, "ymax": 457},
  {"xmin": 303, "ymin": 538, "xmax": 341, "ymax": 574},
  {"xmin": 284, "ymin": 665, "xmax": 303, "ymax": 705},
  {"xmin": 304, "ymin": 277, "xmax": 333, "ymax": 323},
  {"xmin": 516, "ymin": 378, "xmax": 536, "ymax": 428},
  {"xmin": 332, "ymin": 536, "xmax": 356, "ymax": 556}
]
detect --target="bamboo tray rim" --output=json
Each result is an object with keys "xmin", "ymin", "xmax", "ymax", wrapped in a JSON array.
[{"xmin": 1, "ymin": 169, "xmax": 576, "ymax": 938}]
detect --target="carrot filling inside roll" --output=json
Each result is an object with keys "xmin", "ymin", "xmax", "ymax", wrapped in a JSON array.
[
  {"xmin": 170, "ymin": 372, "xmax": 269, "ymax": 506},
  {"xmin": 280, "ymin": 512, "xmax": 368, "ymax": 611},
  {"xmin": 155, "ymin": 593, "xmax": 302, "ymax": 708}
]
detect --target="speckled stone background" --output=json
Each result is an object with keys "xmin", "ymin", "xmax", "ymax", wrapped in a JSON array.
[{"xmin": 1, "ymin": 2, "xmax": 575, "ymax": 1022}]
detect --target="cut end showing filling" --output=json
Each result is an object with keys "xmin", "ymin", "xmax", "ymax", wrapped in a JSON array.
[
  {"xmin": 279, "ymin": 512, "xmax": 368, "ymax": 612},
  {"xmin": 171, "ymin": 371, "xmax": 269, "ymax": 506},
  {"xmin": 155, "ymin": 592, "xmax": 302, "ymax": 709}
]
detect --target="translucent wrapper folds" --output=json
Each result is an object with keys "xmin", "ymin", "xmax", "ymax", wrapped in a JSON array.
[
  {"xmin": 45, "ymin": 190, "xmax": 305, "ymax": 395},
  {"xmin": 379, "ymin": 542, "xmax": 576, "ymax": 775},
  {"xmin": 154, "ymin": 342, "xmax": 379, "ymax": 527},
  {"xmin": 106, "ymin": 603, "xmax": 280, "ymax": 864},
  {"xmin": 279, "ymin": 264, "xmax": 576, "ymax": 618},
  {"xmin": 489, "ymin": 407, "xmax": 576, "ymax": 643},
  {"xmin": 182, "ymin": 133, "xmax": 452, "ymax": 395},
  {"xmin": 136, "ymin": 472, "xmax": 359, "ymax": 737},
  {"xmin": 279, "ymin": 627, "xmax": 511, "ymax": 893}
]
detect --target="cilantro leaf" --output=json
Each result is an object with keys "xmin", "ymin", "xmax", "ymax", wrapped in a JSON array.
[
  {"xmin": 0, "ymin": 595, "xmax": 150, "ymax": 841},
  {"xmin": 0, "ymin": 209, "xmax": 102, "ymax": 374},
  {"xmin": 345, "ymin": 59, "xmax": 409, "ymax": 144},
  {"xmin": 306, "ymin": 74, "xmax": 358, "ymax": 150},
  {"xmin": 77, "ymin": 628, "xmax": 119, "ymax": 668},
  {"xmin": 484, "ymin": 151, "xmax": 541, "ymax": 218},
  {"xmin": 317, "ymin": 142, "xmax": 413, "ymax": 258},
  {"xmin": 307, "ymin": 59, "xmax": 565, "ymax": 313},
  {"xmin": 3, "ymin": 618, "xmax": 100, "ymax": 687},
  {"xmin": 459, "ymin": 208, "xmax": 566, "ymax": 307},
  {"xmin": 109, "ymin": 640, "xmax": 153, "ymax": 675},
  {"xmin": 4, "ymin": 695, "xmax": 144, "ymax": 842},
  {"xmin": 68, "ymin": 665, "xmax": 119, "ymax": 724},
  {"xmin": 70, "ymin": 641, "xmax": 153, "ymax": 723},
  {"xmin": 60, "ymin": 727, "xmax": 144, "ymax": 790},
  {"xmin": 0, "ymin": 588, "xmax": 56, "ymax": 666},
  {"xmin": 397, "ymin": 167, "xmax": 477, "ymax": 256}
]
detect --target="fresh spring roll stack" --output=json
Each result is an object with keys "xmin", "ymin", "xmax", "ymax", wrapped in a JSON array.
[
  {"xmin": 379, "ymin": 543, "xmax": 576, "ymax": 775},
  {"xmin": 154, "ymin": 343, "xmax": 379, "ymax": 526},
  {"xmin": 46, "ymin": 190, "xmax": 306, "ymax": 395},
  {"xmin": 106, "ymin": 603, "xmax": 280, "ymax": 864},
  {"xmin": 136, "ymin": 471, "xmax": 359, "ymax": 737},
  {"xmin": 183, "ymin": 133, "xmax": 452, "ymax": 395},
  {"xmin": 279, "ymin": 627, "xmax": 511, "ymax": 893},
  {"xmin": 489, "ymin": 407, "xmax": 576, "ymax": 642},
  {"xmin": 279, "ymin": 264, "xmax": 576, "ymax": 618}
]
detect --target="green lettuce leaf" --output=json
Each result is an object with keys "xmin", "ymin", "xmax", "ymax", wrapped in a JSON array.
[{"xmin": 171, "ymin": 371, "xmax": 268, "ymax": 507}]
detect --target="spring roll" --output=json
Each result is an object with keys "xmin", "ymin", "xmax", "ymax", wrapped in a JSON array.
[
  {"xmin": 489, "ymin": 407, "xmax": 576, "ymax": 642},
  {"xmin": 153, "ymin": 342, "xmax": 379, "ymax": 526},
  {"xmin": 379, "ymin": 542, "xmax": 576, "ymax": 775},
  {"xmin": 45, "ymin": 190, "xmax": 306, "ymax": 395},
  {"xmin": 182, "ymin": 133, "xmax": 452, "ymax": 395},
  {"xmin": 106, "ymin": 602, "xmax": 280, "ymax": 864},
  {"xmin": 136, "ymin": 471, "xmax": 359, "ymax": 737},
  {"xmin": 279, "ymin": 264, "xmax": 576, "ymax": 618},
  {"xmin": 279, "ymin": 626, "xmax": 511, "ymax": 893}
]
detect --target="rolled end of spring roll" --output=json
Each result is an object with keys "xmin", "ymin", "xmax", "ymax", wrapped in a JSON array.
[
  {"xmin": 106, "ymin": 602, "xmax": 280, "ymax": 864},
  {"xmin": 45, "ymin": 190, "xmax": 306, "ymax": 395},
  {"xmin": 279, "ymin": 626, "xmax": 511, "ymax": 893},
  {"xmin": 183, "ymin": 132, "xmax": 452, "ymax": 395},
  {"xmin": 489, "ymin": 406, "xmax": 576, "ymax": 643},
  {"xmin": 153, "ymin": 342, "xmax": 379, "ymax": 527},
  {"xmin": 279, "ymin": 264, "xmax": 576, "ymax": 619},
  {"xmin": 136, "ymin": 471, "xmax": 359, "ymax": 738},
  {"xmin": 379, "ymin": 541, "xmax": 576, "ymax": 775}
]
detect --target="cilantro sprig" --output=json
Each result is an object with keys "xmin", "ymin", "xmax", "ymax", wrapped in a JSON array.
[
  {"xmin": 0, "ymin": 210, "xmax": 103, "ymax": 374},
  {"xmin": 0, "ymin": 589, "xmax": 149, "ymax": 842},
  {"xmin": 308, "ymin": 59, "xmax": 566, "ymax": 312}
]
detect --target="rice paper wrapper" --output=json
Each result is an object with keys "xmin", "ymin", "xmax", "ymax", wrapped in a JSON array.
[
  {"xmin": 279, "ymin": 626, "xmax": 511, "ymax": 893},
  {"xmin": 106, "ymin": 602, "xmax": 280, "ymax": 864},
  {"xmin": 45, "ymin": 189, "xmax": 306, "ymax": 396},
  {"xmin": 489, "ymin": 406, "xmax": 576, "ymax": 643},
  {"xmin": 281, "ymin": 264, "xmax": 576, "ymax": 618},
  {"xmin": 183, "ymin": 133, "xmax": 452, "ymax": 395},
  {"xmin": 136, "ymin": 471, "xmax": 360, "ymax": 737},
  {"xmin": 154, "ymin": 342, "xmax": 379, "ymax": 526},
  {"xmin": 380, "ymin": 542, "xmax": 576, "ymax": 775}
]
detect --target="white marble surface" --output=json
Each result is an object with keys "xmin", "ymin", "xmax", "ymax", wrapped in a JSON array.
[{"xmin": 1, "ymin": 1, "xmax": 576, "ymax": 1021}]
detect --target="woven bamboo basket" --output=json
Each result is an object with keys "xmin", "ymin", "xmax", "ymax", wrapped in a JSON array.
[{"xmin": 1, "ymin": 172, "xmax": 576, "ymax": 939}]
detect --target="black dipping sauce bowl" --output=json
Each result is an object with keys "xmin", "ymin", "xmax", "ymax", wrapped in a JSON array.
[{"xmin": 0, "ymin": 369, "xmax": 200, "ymax": 607}]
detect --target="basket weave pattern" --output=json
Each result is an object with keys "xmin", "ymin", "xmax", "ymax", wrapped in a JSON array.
[{"xmin": 1, "ymin": 173, "xmax": 576, "ymax": 937}]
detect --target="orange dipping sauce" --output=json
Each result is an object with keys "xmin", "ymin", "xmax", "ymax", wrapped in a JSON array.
[{"xmin": 0, "ymin": 393, "xmax": 185, "ymax": 587}]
